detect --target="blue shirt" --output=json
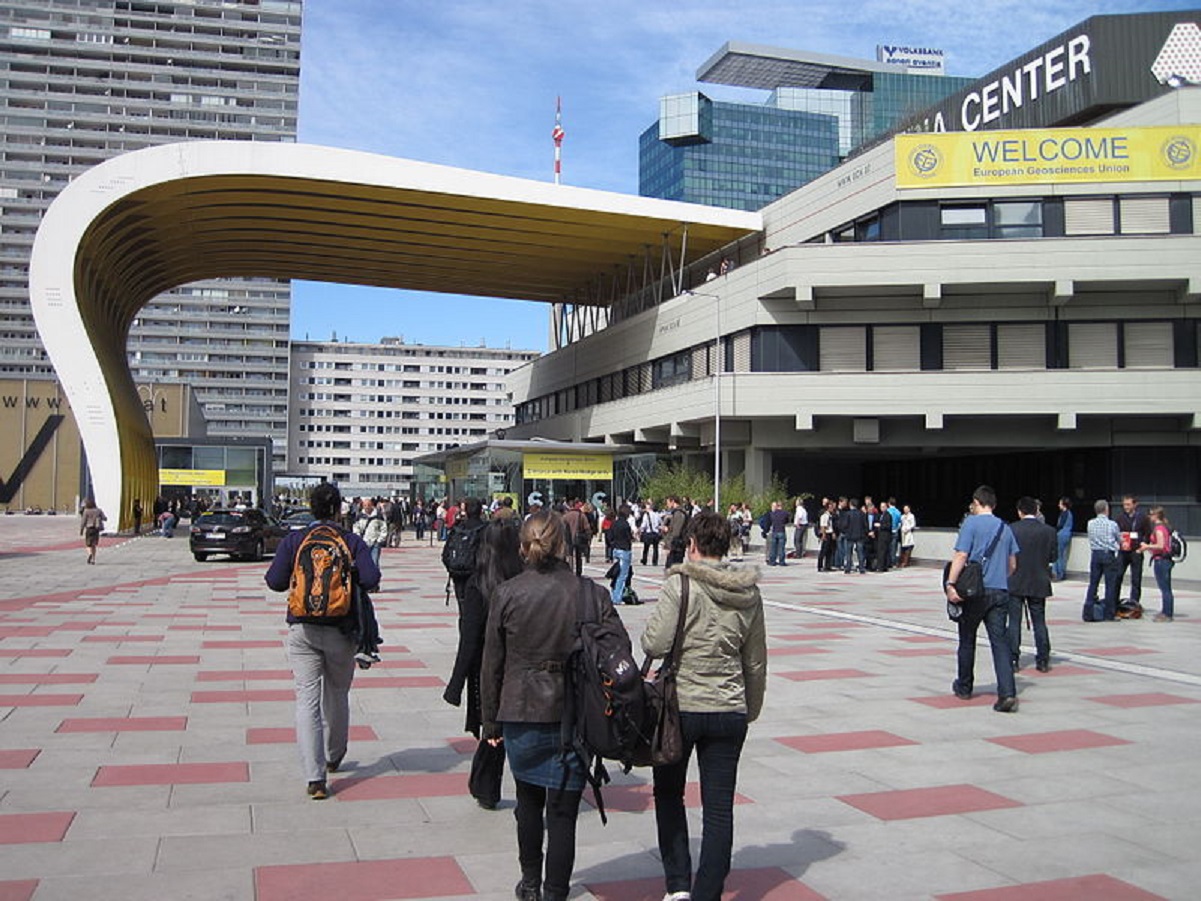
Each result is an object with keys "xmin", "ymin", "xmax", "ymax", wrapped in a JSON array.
[{"xmin": 954, "ymin": 513, "xmax": 1018, "ymax": 591}]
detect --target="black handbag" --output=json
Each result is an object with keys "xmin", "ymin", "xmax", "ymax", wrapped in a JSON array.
[
  {"xmin": 944, "ymin": 521, "xmax": 1005, "ymax": 620},
  {"xmin": 467, "ymin": 738, "xmax": 505, "ymax": 809},
  {"xmin": 640, "ymin": 574, "xmax": 690, "ymax": 767}
]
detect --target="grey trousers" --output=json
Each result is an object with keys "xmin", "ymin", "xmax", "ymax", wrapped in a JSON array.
[{"xmin": 286, "ymin": 622, "xmax": 356, "ymax": 782}]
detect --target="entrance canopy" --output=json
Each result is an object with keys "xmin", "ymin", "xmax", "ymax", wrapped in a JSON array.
[{"xmin": 29, "ymin": 142, "xmax": 761, "ymax": 527}]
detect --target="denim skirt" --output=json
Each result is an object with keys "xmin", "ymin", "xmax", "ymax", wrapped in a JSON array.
[{"xmin": 502, "ymin": 721, "xmax": 584, "ymax": 791}]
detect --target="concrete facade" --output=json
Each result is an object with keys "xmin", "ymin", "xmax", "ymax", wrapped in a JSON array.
[{"xmin": 508, "ymin": 89, "xmax": 1201, "ymax": 530}]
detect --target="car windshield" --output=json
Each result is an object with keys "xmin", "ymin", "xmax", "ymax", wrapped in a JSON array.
[
  {"xmin": 285, "ymin": 511, "xmax": 313, "ymax": 522},
  {"xmin": 197, "ymin": 512, "xmax": 247, "ymax": 527}
]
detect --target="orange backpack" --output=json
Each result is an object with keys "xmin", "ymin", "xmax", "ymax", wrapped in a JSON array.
[{"xmin": 287, "ymin": 524, "xmax": 354, "ymax": 619}]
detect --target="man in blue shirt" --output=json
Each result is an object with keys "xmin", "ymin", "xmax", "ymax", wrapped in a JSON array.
[
  {"xmin": 1083, "ymin": 498, "xmax": 1121, "ymax": 622},
  {"xmin": 944, "ymin": 485, "xmax": 1020, "ymax": 712}
]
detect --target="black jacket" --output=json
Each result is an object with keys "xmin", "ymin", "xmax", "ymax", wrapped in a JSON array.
[
  {"xmin": 480, "ymin": 561, "xmax": 624, "ymax": 737},
  {"xmin": 609, "ymin": 517, "xmax": 633, "ymax": 551},
  {"xmin": 1008, "ymin": 516, "xmax": 1057, "ymax": 599}
]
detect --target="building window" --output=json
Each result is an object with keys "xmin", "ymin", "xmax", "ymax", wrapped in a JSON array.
[
  {"xmin": 1123, "ymin": 321, "xmax": 1173, "ymax": 368},
  {"xmin": 652, "ymin": 351, "xmax": 692, "ymax": 388},
  {"xmin": 994, "ymin": 201, "xmax": 1042, "ymax": 239},
  {"xmin": 940, "ymin": 204, "xmax": 988, "ymax": 239},
  {"xmin": 1064, "ymin": 197, "xmax": 1115, "ymax": 236},
  {"xmin": 819, "ymin": 327, "xmax": 867, "ymax": 372},
  {"xmin": 996, "ymin": 323, "xmax": 1045, "ymax": 369},
  {"xmin": 871, "ymin": 326, "xmax": 920, "ymax": 371},
  {"xmin": 943, "ymin": 325, "xmax": 991, "ymax": 370},
  {"xmin": 1068, "ymin": 322, "xmax": 1118, "ymax": 369},
  {"xmin": 1119, "ymin": 196, "xmax": 1170, "ymax": 235}
]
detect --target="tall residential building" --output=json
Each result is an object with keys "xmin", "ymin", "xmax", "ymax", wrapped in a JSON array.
[
  {"xmin": 288, "ymin": 338, "xmax": 540, "ymax": 498},
  {"xmin": 640, "ymin": 42, "xmax": 974, "ymax": 211},
  {"xmin": 0, "ymin": 0, "xmax": 301, "ymax": 465}
]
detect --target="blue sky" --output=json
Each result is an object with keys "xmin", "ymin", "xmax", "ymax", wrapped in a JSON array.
[{"xmin": 292, "ymin": 0, "xmax": 1192, "ymax": 352}]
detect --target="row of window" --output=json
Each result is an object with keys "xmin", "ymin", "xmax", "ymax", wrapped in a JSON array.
[
  {"xmin": 828, "ymin": 194, "xmax": 1196, "ymax": 244},
  {"xmin": 516, "ymin": 319, "xmax": 1200, "ymax": 425}
]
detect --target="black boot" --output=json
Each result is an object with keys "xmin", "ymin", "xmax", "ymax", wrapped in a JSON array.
[{"xmin": 515, "ymin": 877, "xmax": 541, "ymax": 901}]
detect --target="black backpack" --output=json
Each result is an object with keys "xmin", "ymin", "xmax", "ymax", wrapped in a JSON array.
[
  {"xmin": 561, "ymin": 578, "xmax": 654, "ymax": 823},
  {"xmin": 441, "ymin": 522, "xmax": 483, "ymax": 579}
]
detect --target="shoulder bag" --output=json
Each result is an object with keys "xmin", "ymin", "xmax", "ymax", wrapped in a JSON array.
[
  {"xmin": 944, "ymin": 521, "xmax": 1005, "ymax": 620},
  {"xmin": 639, "ymin": 574, "xmax": 690, "ymax": 766}
]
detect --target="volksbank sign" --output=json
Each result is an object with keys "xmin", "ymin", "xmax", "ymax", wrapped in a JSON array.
[
  {"xmin": 901, "ymin": 11, "xmax": 1201, "ymax": 137},
  {"xmin": 896, "ymin": 125, "xmax": 1200, "ymax": 189},
  {"xmin": 876, "ymin": 44, "xmax": 945, "ymax": 73}
]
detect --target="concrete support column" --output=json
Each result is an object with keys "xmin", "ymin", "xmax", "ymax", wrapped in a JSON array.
[{"xmin": 743, "ymin": 447, "xmax": 772, "ymax": 494}]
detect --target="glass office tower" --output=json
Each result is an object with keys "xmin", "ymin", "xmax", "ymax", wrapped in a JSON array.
[
  {"xmin": 640, "ymin": 42, "xmax": 974, "ymax": 211},
  {"xmin": 0, "ymin": 0, "xmax": 302, "ymax": 466}
]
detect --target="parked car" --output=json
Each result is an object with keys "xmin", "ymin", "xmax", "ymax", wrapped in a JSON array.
[
  {"xmin": 282, "ymin": 508, "xmax": 315, "ymax": 531},
  {"xmin": 189, "ymin": 509, "xmax": 286, "ymax": 562}
]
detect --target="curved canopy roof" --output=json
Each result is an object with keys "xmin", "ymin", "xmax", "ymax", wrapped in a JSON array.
[
  {"xmin": 29, "ymin": 141, "xmax": 760, "ymax": 528},
  {"xmin": 698, "ymin": 41, "xmax": 894, "ymax": 91}
]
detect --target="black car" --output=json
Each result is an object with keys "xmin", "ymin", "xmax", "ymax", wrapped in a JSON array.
[
  {"xmin": 281, "ymin": 509, "xmax": 315, "ymax": 531},
  {"xmin": 189, "ymin": 509, "xmax": 286, "ymax": 562}
]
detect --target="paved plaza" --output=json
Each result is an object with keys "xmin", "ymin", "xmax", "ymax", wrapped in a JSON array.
[{"xmin": 1, "ymin": 515, "xmax": 1198, "ymax": 900}]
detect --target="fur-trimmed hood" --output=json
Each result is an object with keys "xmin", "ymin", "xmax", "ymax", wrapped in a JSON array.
[{"xmin": 668, "ymin": 560, "xmax": 760, "ymax": 609}]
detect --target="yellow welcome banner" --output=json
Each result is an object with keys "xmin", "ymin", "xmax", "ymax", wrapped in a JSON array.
[
  {"xmin": 159, "ymin": 468, "xmax": 226, "ymax": 487},
  {"xmin": 896, "ymin": 126, "xmax": 1201, "ymax": 189},
  {"xmin": 523, "ymin": 452, "xmax": 613, "ymax": 480}
]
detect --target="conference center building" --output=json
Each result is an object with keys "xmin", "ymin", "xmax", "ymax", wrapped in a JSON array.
[{"xmin": 507, "ymin": 11, "xmax": 1201, "ymax": 533}]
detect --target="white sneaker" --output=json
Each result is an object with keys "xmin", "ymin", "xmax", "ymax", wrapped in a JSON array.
[{"xmin": 663, "ymin": 893, "xmax": 691, "ymax": 901}]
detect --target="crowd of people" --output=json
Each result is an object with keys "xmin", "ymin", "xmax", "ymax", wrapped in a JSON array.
[{"xmin": 812, "ymin": 495, "xmax": 918, "ymax": 573}]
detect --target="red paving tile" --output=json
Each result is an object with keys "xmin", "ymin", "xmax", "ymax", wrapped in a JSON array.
[
  {"xmin": 196, "ymin": 669, "xmax": 293, "ymax": 681},
  {"xmin": 0, "ymin": 694, "xmax": 83, "ymax": 707},
  {"xmin": 0, "ymin": 879, "xmax": 39, "ymax": 901},
  {"xmin": 0, "ymin": 627, "xmax": 55, "ymax": 638},
  {"xmin": 80, "ymin": 634, "xmax": 163, "ymax": 642},
  {"xmin": 385, "ymin": 622, "xmax": 453, "ymax": 629},
  {"xmin": 837, "ymin": 784, "xmax": 1022, "ymax": 821},
  {"xmin": 911, "ymin": 693, "xmax": 1000, "ymax": 709},
  {"xmin": 1027, "ymin": 665, "xmax": 1096, "ymax": 677},
  {"xmin": 777, "ymin": 668, "xmax": 874, "ymax": 681},
  {"xmin": 92, "ymin": 762, "xmax": 249, "ymax": 787},
  {"xmin": 0, "ymin": 749, "xmax": 39, "ymax": 768},
  {"xmin": 986, "ymin": 729, "xmax": 1133, "ymax": 754},
  {"xmin": 0, "ymin": 811, "xmax": 75, "ymax": 844},
  {"xmin": 776, "ymin": 730, "xmax": 919, "ymax": 753},
  {"xmin": 895, "ymin": 635, "xmax": 946, "ymax": 643},
  {"xmin": 107, "ymin": 655, "xmax": 201, "ymax": 665},
  {"xmin": 0, "ymin": 649, "xmax": 71, "ymax": 658},
  {"xmin": 57, "ymin": 716, "xmax": 188, "ymax": 733},
  {"xmin": 352, "ymin": 676, "xmax": 445, "ymax": 688},
  {"xmin": 246, "ymin": 725, "xmax": 378, "ymax": 744},
  {"xmin": 1089, "ymin": 692, "xmax": 1201, "ymax": 708},
  {"xmin": 201, "ymin": 640, "xmax": 281, "ymax": 649},
  {"xmin": 1076, "ymin": 646, "xmax": 1159, "ymax": 656},
  {"xmin": 168, "ymin": 624, "xmax": 242, "ymax": 631},
  {"xmin": 587, "ymin": 867, "xmax": 826, "ymax": 900},
  {"xmin": 767, "ymin": 646, "xmax": 832, "ymax": 657},
  {"xmin": 777, "ymin": 632, "xmax": 851, "ymax": 641},
  {"xmin": 190, "ymin": 689, "xmax": 294, "ymax": 703},
  {"xmin": 881, "ymin": 647, "xmax": 950, "ymax": 657},
  {"xmin": 0, "ymin": 673, "xmax": 97, "ymax": 685},
  {"xmin": 446, "ymin": 735, "xmax": 477, "ymax": 754},
  {"xmin": 583, "ymin": 781, "xmax": 752, "ymax": 814},
  {"xmin": 255, "ymin": 856, "xmax": 473, "ymax": 901},
  {"xmin": 331, "ymin": 772, "xmax": 467, "ymax": 801},
  {"xmin": 935, "ymin": 873, "xmax": 1167, "ymax": 900}
]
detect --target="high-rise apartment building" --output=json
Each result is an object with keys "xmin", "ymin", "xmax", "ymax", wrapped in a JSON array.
[
  {"xmin": 0, "ymin": 0, "xmax": 301, "ymax": 464},
  {"xmin": 288, "ymin": 338, "xmax": 540, "ymax": 498},
  {"xmin": 640, "ymin": 42, "xmax": 974, "ymax": 211}
]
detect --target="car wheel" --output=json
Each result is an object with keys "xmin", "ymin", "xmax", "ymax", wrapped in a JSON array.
[{"xmin": 193, "ymin": 552, "xmax": 207, "ymax": 562}]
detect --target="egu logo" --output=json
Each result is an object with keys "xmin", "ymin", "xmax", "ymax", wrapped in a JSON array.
[
  {"xmin": 908, "ymin": 144, "xmax": 942, "ymax": 178},
  {"xmin": 1161, "ymin": 135, "xmax": 1196, "ymax": 170}
]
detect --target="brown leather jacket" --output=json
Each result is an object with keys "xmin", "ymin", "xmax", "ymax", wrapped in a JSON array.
[{"xmin": 480, "ymin": 560, "xmax": 624, "ymax": 738}]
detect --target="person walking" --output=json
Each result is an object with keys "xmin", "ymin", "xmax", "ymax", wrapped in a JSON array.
[
  {"xmin": 265, "ymin": 483, "xmax": 380, "ymax": 800},
  {"xmin": 765, "ymin": 500, "xmax": 789, "ymax": 566},
  {"xmin": 353, "ymin": 498, "xmax": 388, "ymax": 571},
  {"xmin": 80, "ymin": 498, "xmax": 106, "ymax": 564},
  {"xmin": 1139, "ymin": 506, "xmax": 1176, "ymax": 622},
  {"xmin": 608, "ymin": 502, "xmax": 634, "ymax": 605},
  {"xmin": 1053, "ymin": 497, "xmax": 1073, "ymax": 581},
  {"xmin": 643, "ymin": 512, "xmax": 767, "ymax": 901},
  {"xmin": 944, "ymin": 485, "xmax": 1020, "ymax": 712},
  {"xmin": 481, "ymin": 511, "xmax": 626, "ymax": 901},
  {"xmin": 1007, "ymin": 496, "xmax": 1057, "ymax": 673},
  {"xmin": 444, "ymin": 520, "xmax": 523, "ymax": 809}
]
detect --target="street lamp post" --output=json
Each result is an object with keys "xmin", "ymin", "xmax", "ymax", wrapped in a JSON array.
[{"xmin": 684, "ymin": 289, "xmax": 721, "ymax": 510}]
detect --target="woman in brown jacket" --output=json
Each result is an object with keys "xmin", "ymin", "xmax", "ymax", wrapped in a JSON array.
[{"xmin": 481, "ymin": 510, "xmax": 627, "ymax": 901}]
